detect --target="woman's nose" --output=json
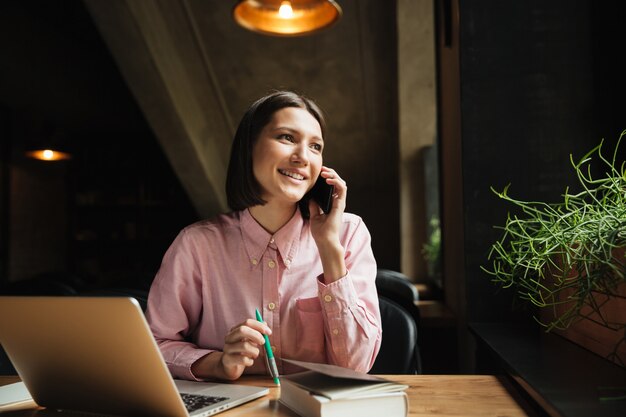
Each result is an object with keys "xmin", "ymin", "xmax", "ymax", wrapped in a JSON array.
[{"xmin": 291, "ymin": 144, "xmax": 309, "ymax": 165}]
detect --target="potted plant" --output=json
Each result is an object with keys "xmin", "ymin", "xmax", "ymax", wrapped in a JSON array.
[{"xmin": 482, "ymin": 130, "xmax": 626, "ymax": 367}]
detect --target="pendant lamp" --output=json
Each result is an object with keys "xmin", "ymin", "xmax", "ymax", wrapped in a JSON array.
[
  {"xmin": 24, "ymin": 129, "xmax": 72, "ymax": 161},
  {"xmin": 233, "ymin": 0, "xmax": 342, "ymax": 37},
  {"xmin": 25, "ymin": 149, "xmax": 72, "ymax": 161}
]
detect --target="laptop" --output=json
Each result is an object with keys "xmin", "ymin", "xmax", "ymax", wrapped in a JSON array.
[{"xmin": 0, "ymin": 296, "xmax": 269, "ymax": 417}]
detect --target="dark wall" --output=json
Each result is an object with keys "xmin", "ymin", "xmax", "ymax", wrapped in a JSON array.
[
  {"xmin": 0, "ymin": 1, "xmax": 198, "ymax": 290},
  {"xmin": 457, "ymin": 0, "xmax": 626, "ymax": 323}
]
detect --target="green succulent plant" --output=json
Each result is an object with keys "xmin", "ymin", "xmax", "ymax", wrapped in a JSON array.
[{"xmin": 482, "ymin": 130, "xmax": 626, "ymax": 363}]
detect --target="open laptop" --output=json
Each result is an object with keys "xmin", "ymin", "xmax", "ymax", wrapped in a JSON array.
[{"xmin": 0, "ymin": 296, "xmax": 269, "ymax": 416}]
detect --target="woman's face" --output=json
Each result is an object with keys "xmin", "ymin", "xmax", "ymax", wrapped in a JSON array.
[{"xmin": 252, "ymin": 107, "xmax": 324, "ymax": 206}]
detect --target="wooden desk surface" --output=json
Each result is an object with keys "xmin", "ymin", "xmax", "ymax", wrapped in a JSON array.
[{"xmin": 1, "ymin": 374, "xmax": 534, "ymax": 417}]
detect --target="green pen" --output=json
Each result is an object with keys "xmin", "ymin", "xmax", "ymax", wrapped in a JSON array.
[{"xmin": 255, "ymin": 308, "xmax": 280, "ymax": 385}]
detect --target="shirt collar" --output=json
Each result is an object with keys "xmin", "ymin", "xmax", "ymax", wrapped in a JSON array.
[{"xmin": 240, "ymin": 208, "xmax": 303, "ymax": 270}]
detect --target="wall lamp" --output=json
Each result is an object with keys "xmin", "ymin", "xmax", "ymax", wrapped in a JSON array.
[{"xmin": 233, "ymin": 0, "xmax": 342, "ymax": 37}]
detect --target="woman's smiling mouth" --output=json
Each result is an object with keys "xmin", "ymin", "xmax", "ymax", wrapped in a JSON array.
[{"xmin": 278, "ymin": 169, "xmax": 305, "ymax": 181}]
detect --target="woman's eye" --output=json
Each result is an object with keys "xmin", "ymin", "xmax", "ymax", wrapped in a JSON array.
[
  {"xmin": 278, "ymin": 134, "xmax": 294, "ymax": 142},
  {"xmin": 311, "ymin": 143, "xmax": 323, "ymax": 152}
]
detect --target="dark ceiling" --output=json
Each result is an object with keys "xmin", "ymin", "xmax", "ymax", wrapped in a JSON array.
[{"xmin": 0, "ymin": 0, "xmax": 147, "ymax": 134}]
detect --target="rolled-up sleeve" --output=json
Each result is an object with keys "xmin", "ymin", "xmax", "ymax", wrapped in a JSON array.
[{"xmin": 317, "ymin": 217, "xmax": 381, "ymax": 372}]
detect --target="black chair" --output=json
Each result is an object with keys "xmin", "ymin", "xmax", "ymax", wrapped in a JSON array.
[
  {"xmin": 375, "ymin": 268, "xmax": 421, "ymax": 328},
  {"xmin": 375, "ymin": 268, "xmax": 419, "ymax": 304},
  {"xmin": 371, "ymin": 269, "xmax": 422, "ymax": 374},
  {"xmin": 369, "ymin": 296, "xmax": 421, "ymax": 374}
]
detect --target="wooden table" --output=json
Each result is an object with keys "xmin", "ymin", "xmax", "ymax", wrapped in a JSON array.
[{"xmin": 1, "ymin": 374, "xmax": 535, "ymax": 416}]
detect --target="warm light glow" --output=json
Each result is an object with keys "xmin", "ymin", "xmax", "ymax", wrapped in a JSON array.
[
  {"xmin": 278, "ymin": 1, "xmax": 294, "ymax": 19},
  {"xmin": 26, "ymin": 149, "xmax": 72, "ymax": 161},
  {"xmin": 233, "ymin": 0, "xmax": 342, "ymax": 37}
]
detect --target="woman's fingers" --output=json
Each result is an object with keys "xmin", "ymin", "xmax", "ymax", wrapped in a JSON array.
[
  {"xmin": 220, "ymin": 318, "xmax": 271, "ymax": 378},
  {"xmin": 226, "ymin": 319, "xmax": 270, "ymax": 344},
  {"xmin": 319, "ymin": 167, "xmax": 347, "ymax": 211},
  {"xmin": 225, "ymin": 327, "xmax": 263, "ymax": 346},
  {"xmin": 223, "ymin": 340, "xmax": 261, "ymax": 359},
  {"xmin": 320, "ymin": 167, "xmax": 345, "ymax": 186}
]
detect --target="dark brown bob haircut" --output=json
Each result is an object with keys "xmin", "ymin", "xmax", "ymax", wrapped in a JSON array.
[{"xmin": 226, "ymin": 90, "xmax": 326, "ymax": 211}]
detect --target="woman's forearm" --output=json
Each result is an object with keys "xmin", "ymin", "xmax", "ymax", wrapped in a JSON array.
[{"xmin": 316, "ymin": 238, "xmax": 347, "ymax": 283}]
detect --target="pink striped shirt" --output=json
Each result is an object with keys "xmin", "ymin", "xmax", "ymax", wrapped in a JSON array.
[{"xmin": 146, "ymin": 208, "xmax": 381, "ymax": 380}]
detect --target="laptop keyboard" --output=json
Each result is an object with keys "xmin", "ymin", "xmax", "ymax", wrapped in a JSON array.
[{"xmin": 180, "ymin": 393, "xmax": 230, "ymax": 412}]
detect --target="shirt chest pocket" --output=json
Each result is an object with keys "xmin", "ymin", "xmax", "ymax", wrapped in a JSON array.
[{"xmin": 295, "ymin": 296, "xmax": 326, "ymax": 363}]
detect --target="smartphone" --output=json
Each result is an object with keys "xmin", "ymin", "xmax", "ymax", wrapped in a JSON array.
[{"xmin": 299, "ymin": 175, "xmax": 334, "ymax": 218}]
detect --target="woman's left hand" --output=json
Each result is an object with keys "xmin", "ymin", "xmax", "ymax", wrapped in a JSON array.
[{"xmin": 309, "ymin": 166, "xmax": 348, "ymax": 282}]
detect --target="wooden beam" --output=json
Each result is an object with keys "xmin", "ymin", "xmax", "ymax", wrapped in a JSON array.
[{"xmin": 83, "ymin": 0, "xmax": 232, "ymax": 218}]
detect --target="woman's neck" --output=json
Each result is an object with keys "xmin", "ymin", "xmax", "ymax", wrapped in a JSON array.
[{"xmin": 248, "ymin": 201, "xmax": 298, "ymax": 234}]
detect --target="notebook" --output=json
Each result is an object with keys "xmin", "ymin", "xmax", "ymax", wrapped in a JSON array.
[{"xmin": 0, "ymin": 296, "xmax": 269, "ymax": 417}]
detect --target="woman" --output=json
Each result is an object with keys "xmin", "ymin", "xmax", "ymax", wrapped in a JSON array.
[{"xmin": 146, "ymin": 91, "xmax": 381, "ymax": 382}]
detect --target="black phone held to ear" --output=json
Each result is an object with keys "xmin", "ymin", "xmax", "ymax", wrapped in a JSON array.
[{"xmin": 299, "ymin": 175, "xmax": 334, "ymax": 219}]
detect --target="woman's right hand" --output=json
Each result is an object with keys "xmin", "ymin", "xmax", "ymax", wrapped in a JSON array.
[{"xmin": 191, "ymin": 319, "xmax": 271, "ymax": 380}]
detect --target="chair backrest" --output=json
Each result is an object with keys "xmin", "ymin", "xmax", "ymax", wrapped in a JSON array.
[
  {"xmin": 375, "ymin": 268, "xmax": 419, "ymax": 304},
  {"xmin": 369, "ymin": 296, "xmax": 421, "ymax": 374},
  {"xmin": 375, "ymin": 268, "xmax": 421, "ymax": 337}
]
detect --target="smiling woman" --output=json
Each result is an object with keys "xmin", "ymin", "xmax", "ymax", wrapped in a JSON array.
[
  {"xmin": 145, "ymin": 91, "xmax": 381, "ymax": 382},
  {"xmin": 226, "ymin": 91, "xmax": 326, "ymax": 213},
  {"xmin": 251, "ymin": 107, "xmax": 324, "ymax": 214}
]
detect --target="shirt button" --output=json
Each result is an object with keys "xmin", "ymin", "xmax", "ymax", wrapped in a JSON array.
[
  {"xmin": 270, "ymin": 237, "xmax": 275, "ymax": 243},
  {"xmin": 324, "ymin": 295, "xmax": 332, "ymax": 303},
  {"xmin": 251, "ymin": 258, "xmax": 258, "ymax": 265},
  {"xmin": 332, "ymin": 329, "xmax": 339, "ymax": 335},
  {"xmin": 268, "ymin": 260, "xmax": 276, "ymax": 268},
  {"xmin": 285, "ymin": 259, "xmax": 291, "ymax": 266},
  {"xmin": 268, "ymin": 302, "xmax": 276, "ymax": 310}
]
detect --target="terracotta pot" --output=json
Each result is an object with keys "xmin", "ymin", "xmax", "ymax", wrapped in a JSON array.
[{"xmin": 540, "ymin": 248, "xmax": 626, "ymax": 367}]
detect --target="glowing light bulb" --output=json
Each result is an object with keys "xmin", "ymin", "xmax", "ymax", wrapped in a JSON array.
[
  {"xmin": 25, "ymin": 149, "xmax": 71, "ymax": 161},
  {"xmin": 278, "ymin": 1, "xmax": 294, "ymax": 19}
]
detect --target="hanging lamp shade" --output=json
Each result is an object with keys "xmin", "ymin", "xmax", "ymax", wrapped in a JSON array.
[
  {"xmin": 24, "ymin": 129, "xmax": 72, "ymax": 161},
  {"xmin": 233, "ymin": 0, "xmax": 342, "ymax": 37}
]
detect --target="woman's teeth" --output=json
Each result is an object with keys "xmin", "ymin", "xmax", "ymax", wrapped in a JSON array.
[{"xmin": 279, "ymin": 169, "xmax": 304, "ymax": 180}]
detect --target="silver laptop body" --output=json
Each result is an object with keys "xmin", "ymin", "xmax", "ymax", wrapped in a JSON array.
[{"xmin": 0, "ymin": 296, "xmax": 268, "ymax": 417}]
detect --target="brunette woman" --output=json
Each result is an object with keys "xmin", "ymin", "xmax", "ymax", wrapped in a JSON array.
[{"xmin": 146, "ymin": 91, "xmax": 380, "ymax": 381}]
